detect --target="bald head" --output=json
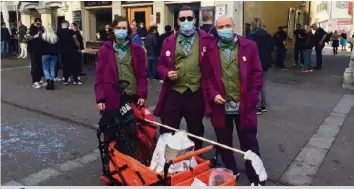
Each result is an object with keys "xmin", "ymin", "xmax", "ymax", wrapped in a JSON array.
[{"xmin": 216, "ymin": 15, "xmax": 234, "ymax": 30}]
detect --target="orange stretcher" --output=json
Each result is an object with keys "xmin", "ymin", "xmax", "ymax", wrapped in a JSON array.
[{"xmin": 99, "ymin": 143, "xmax": 236, "ymax": 186}]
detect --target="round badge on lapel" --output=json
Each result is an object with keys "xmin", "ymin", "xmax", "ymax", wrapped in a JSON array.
[
  {"xmin": 203, "ymin": 47, "xmax": 206, "ymax": 52},
  {"xmin": 166, "ymin": 50, "xmax": 171, "ymax": 57}
]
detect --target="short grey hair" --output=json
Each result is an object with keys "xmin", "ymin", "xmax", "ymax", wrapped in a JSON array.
[
  {"xmin": 252, "ymin": 18, "xmax": 263, "ymax": 29},
  {"xmin": 215, "ymin": 15, "xmax": 234, "ymax": 26}
]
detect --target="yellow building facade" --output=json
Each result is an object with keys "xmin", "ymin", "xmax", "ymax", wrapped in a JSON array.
[{"xmin": 17, "ymin": 1, "xmax": 311, "ymax": 46}]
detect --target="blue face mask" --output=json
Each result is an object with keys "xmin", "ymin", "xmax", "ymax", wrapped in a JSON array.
[
  {"xmin": 180, "ymin": 21, "xmax": 195, "ymax": 36},
  {"xmin": 114, "ymin": 29, "xmax": 128, "ymax": 39},
  {"xmin": 217, "ymin": 28, "xmax": 234, "ymax": 41}
]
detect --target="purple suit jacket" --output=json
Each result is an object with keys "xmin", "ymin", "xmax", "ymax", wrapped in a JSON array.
[
  {"xmin": 94, "ymin": 40, "xmax": 147, "ymax": 113},
  {"xmin": 153, "ymin": 30, "xmax": 214, "ymax": 117},
  {"xmin": 207, "ymin": 36, "xmax": 263, "ymax": 129}
]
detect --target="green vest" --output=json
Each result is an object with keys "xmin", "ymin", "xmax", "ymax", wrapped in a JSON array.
[
  {"xmin": 115, "ymin": 48, "xmax": 137, "ymax": 96},
  {"xmin": 172, "ymin": 33, "xmax": 201, "ymax": 94},
  {"xmin": 220, "ymin": 44, "xmax": 241, "ymax": 102}
]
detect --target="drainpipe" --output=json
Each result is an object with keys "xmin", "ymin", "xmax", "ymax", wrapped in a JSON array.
[{"xmin": 308, "ymin": 1, "xmax": 311, "ymax": 25}]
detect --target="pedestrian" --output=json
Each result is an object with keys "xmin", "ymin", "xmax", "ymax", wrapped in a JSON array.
[
  {"xmin": 293, "ymin": 24, "xmax": 305, "ymax": 67},
  {"xmin": 10, "ymin": 23, "xmax": 19, "ymax": 56},
  {"xmin": 274, "ymin": 26, "xmax": 288, "ymax": 70},
  {"xmin": 311, "ymin": 24, "xmax": 327, "ymax": 70},
  {"xmin": 70, "ymin": 23, "xmax": 85, "ymax": 78},
  {"xmin": 130, "ymin": 23, "xmax": 142, "ymax": 47},
  {"xmin": 28, "ymin": 18, "xmax": 46, "ymax": 89},
  {"xmin": 1, "ymin": 22, "xmax": 10, "ymax": 58},
  {"xmin": 332, "ymin": 30, "xmax": 340, "ymax": 55},
  {"xmin": 159, "ymin": 25, "xmax": 173, "ymax": 49},
  {"xmin": 247, "ymin": 18, "xmax": 273, "ymax": 115},
  {"xmin": 137, "ymin": 22, "xmax": 147, "ymax": 40},
  {"xmin": 145, "ymin": 26, "xmax": 159, "ymax": 80},
  {"xmin": 328, "ymin": 31, "xmax": 333, "ymax": 46},
  {"xmin": 199, "ymin": 9, "xmax": 217, "ymax": 38},
  {"xmin": 40, "ymin": 25, "xmax": 60, "ymax": 90},
  {"xmin": 340, "ymin": 32, "xmax": 347, "ymax": 51},
  {"xmin": 208, "ymin": 15, "xmax": 264, "ymax": 186},
  {"xmin": 98, "ymin": 24, "xmax": 110, "ymax": 41},
  {"xmin": 153, "ymin": 6, "xmax": 214, "ymax": 150},
  {"xmin": 94, "ymin": 16, "xmax": 147, "ymax": 113},
  {"xmin": 17, "ymin": 21, "xmax": 28, "ymax": 59},
  {"xmin": 301, "ymin": 25, "xmax": 316, "ymax": 72},
  {"xmin": 57, "ymin": 20, "xmax": 82, "ymax": 85}
]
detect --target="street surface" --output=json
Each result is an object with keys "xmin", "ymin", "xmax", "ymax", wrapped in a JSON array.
[{"xmin": 1, "ymin": 47, "xmax": 354, "ymax": 186}]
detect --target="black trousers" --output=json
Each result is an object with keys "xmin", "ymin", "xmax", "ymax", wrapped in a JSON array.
[
  {"xmin": 30, "ymin": 51, "xmax": 43, "ymax": 83},
  {"xmin": 294, "ymin": 45, "xmax": 304, "ymax": 65},
  {"xmin": 61, "ymin": 51, "xmax": 81, "ymax": 82}
]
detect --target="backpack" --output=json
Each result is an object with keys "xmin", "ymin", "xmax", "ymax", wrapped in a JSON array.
[{"xmin": 324, "ymin": 34, "xmax": 330, "ymax": 43}]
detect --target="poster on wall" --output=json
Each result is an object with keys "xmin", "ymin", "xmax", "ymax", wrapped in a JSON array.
[
  {"xmin": 214, "ymin": 4, "xmax": 226, "ymax": 22},
  {"xmin": 72, "ymin": 10, "xmax": 82, "ymax": 30}
]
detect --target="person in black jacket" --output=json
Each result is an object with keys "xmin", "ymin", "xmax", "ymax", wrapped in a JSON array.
[
  {"xmin": 247, "ymin": 17, "xmax": 274, "ymax": 114},
  {"xmin": 57, "ymin": 20, "xmax": 82, "ymax": 85},
  {"xmin": 159, "ymin": 25, "xmax": 173, "ymax": 54},
  {"xmin": 199, "ymin": 9, "xmax": 217, "ymax": 38},
  {"xmin": 144, "ymin": 26, "xmax": 159, "ymax": 80},
  {"xmin": 28, "ymin": 18, "xmax": 45, "ymax": 89},
  {"xmin": 70, "ymin": 23, "xmax": 86, "ymax": 77},
  {"xmin": 301, "ymin": 26, "xmax": 316, "ymax": 72},
  {"xmin": 293, "ymin": 24, "xmax": 305, "ymax": 67},
  {"xmin": 1, "ymin": 22, "xmax": 11, "ymax": 58},
  {"xmin": 41, "ymin": 25, "xmax": 60, "ymax": 90},
  {"xmin": 274, "ymin": 26, "xmax": 288, "ymax": 70}
]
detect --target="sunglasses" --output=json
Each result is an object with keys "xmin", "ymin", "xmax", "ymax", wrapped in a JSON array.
[{"xmin": 178, "ymin": 16, "xmax": 194, "ymax": 22}]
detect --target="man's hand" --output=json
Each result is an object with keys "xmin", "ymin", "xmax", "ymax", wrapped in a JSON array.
[
  {"xmin": 98, "ymin": 103, "xmax": 105, "ymax": 111},
  {"xmin": 34, "ymin": 34, "xmax": 39, "ymax": 38},
  {"xmin": 214, "ymin": 94, "xmax": 226, "ymax": 104},
  {"xmin": 167, "ymin": 71, "xmax": 178, "ymax": 80},
  {"xmin": 319, "ymin": 41, "xmax": 323, "ymax": 46},
  {"xmin": 137, "ymin": 98, "xmax": 145, "ymax": 106}
]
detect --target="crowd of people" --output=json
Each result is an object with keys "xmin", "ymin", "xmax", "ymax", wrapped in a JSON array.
[{"xmin": 1, "ymin": 18, "xmax": 85, "ymax": 90}]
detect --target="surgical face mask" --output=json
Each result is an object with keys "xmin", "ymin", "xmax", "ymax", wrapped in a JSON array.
[
  {"xmin": 180, "ymin": 21, "xmax": 195, "ymax": 36},
  {"xmin": 217, "ymin": 28, "xmax": 234, "ymax": 41},
  {"xmin": 114, "ymin": 29, "xmax": 128, "ymax": 39}
]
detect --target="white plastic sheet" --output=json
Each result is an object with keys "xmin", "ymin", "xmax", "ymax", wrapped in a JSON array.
[
  {"xmin": 149, "ymin": 131, "xmax": 198, "ymax": 173},
  {"xmin": 191, "ymin": 178, "xmax": 207, "ymax": 186}
]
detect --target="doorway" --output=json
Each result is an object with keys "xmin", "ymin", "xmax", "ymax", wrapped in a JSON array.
[{"xmin": 127, "ymin": 7, "xmax": 152, "ymax": 29}]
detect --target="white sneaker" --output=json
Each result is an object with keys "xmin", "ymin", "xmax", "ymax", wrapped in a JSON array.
[
  {"xmin": 73, "ymin": 81, "xmax": 83, "ymax": 85},
  {"xmin": 32, "ymin": 82, "xmax": 41, "ymax": 89},
  {"xmin": 159, "ymin": 80, "xmax": 164, "ymax": 83},
  {"xmin": 41, "ymin": 82, "xmax": 47, "ymax": 87},
  {"xmin": 54, "ymin": 77, "xmax": 62, "ymax": 82}
]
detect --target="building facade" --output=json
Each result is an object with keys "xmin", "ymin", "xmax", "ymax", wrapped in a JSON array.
[
  {"xmin": 312, "ymin": 1, "xmax": 353, "ymax": 34},
  {"xmin": 10, "ymin": 1, "xmax": 312, "ymax": 45}
]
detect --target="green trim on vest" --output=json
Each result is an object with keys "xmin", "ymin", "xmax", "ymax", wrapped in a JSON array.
[
  {"xmin": 172, "ymin": 33, "xmax": 201, "ymax": 94},
  {"xmin": 115, "ymin": 48, "xmax": 137, "ymax": 96},
  {"xmin": 220, "ymin": 44, "xmax": 241, "ymax": 102}
]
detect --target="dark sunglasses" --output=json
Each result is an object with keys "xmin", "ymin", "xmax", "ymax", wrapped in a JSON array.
[{"xmin": 178, "ymin": 16, "xmax": 194, "ymax": 22}]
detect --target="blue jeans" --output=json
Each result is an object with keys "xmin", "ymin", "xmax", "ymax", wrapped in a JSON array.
[
  {"xmin": 302, "ymin": 49, "xmax": 312, "ymax": 70},
  {"xmin": 42, "ymin": 55, "xmax": 58, "ymax": 80},
  {"xmin": 1, "ymin": 40, "xmax": 9, "ymax": 55},
  {"xmin": 148, "ymin": 56, "xmax": 157, "ymax": 79}
]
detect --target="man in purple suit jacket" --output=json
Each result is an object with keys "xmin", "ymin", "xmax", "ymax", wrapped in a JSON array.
[
  {"xmin": 153, "ymin": 6, "xmax": 213, "ymax": 150},
  {"xmin": 207, "ymin": 15, "xmax": 264, "ymax": 186}
]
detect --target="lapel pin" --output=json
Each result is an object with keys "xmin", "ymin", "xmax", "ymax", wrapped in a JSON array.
[
  {"xmin": 201, "ymin": 52, "xmax": 204, "ymax": 56},
  {"xmin": 242, "ymin": 56, "xmax": 247, "ymax": 62},
  {"xmin": 203, "ymin": 47, "xmax": 206, "ymax": 52},
  {"xmin": 166, "ymin": 50, "xmax": 171, "ymax": 57}
]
